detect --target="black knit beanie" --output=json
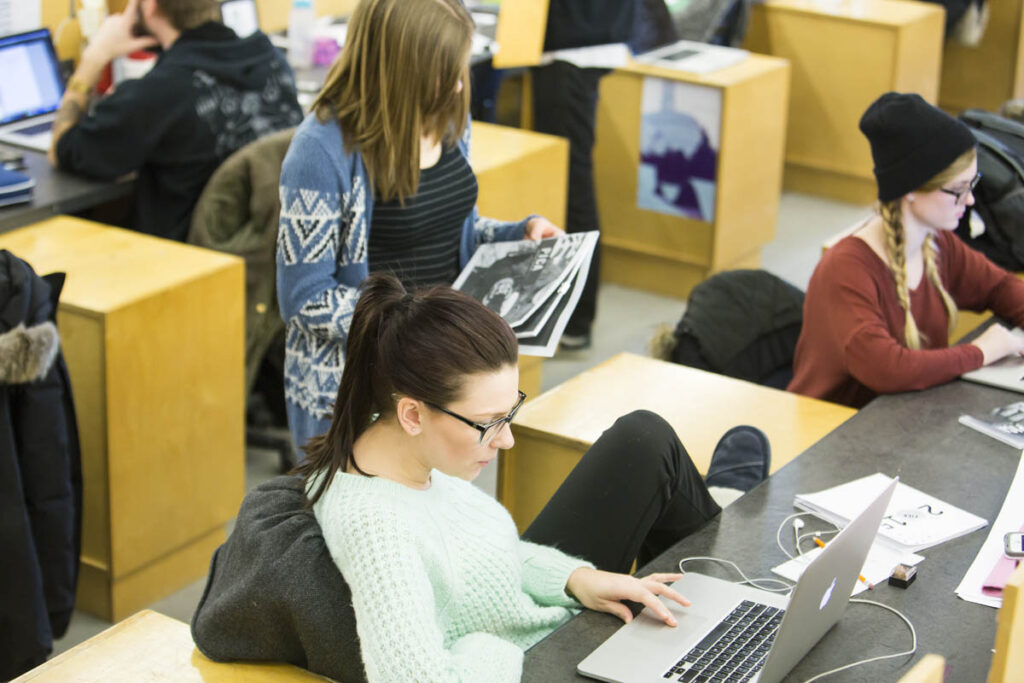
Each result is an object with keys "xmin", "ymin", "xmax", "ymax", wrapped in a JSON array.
[{"xmin": 859, "ymin": 92, "xmax": 976, "ymax": 202}]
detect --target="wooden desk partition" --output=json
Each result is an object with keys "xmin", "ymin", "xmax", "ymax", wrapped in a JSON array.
[
  {"xmin": 941, "ymin": 0, "xmax": 1024, "ymax": 113},
  {"xmin": 493, "ymin": 0, "xmax": 549, "ymax": 68},
  {"xmin": 898, "ymin": 655, "xmax": 946, "ymax": 683},
  {"xmin": 0, "ymin": 217, "xmax": 245, "ymax": 622},
  {"xmin": 989, "ymin": 563, "xmax": 1024, "ymax": 683},
  {"xmin": 471, "ymin": 121, "xmax": 568, "ymax": 230},
  {"xmin": 593, "ymin": 57, "xmax": 790, "ymax": 299},
  {"xmin": 255, "ymin": 0, "xmax": 358, "ymax": 33},
  {"xmin": 499, "ymin": 352, "xmax": 856, "ymax": 531},
  {"xmin": 12, "ymin": 610, "xmax": 327, "ymax": 682},
  {"xmin": 745, "ymin": 0, "xmax": 945, "ymax": 204}
]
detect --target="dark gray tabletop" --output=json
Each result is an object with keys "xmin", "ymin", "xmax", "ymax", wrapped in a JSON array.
[
  {"xmin": 0, "ymin": 147, "xmax": 135, "ymax": 234},
  {"xmin": 525, "ymin": 379, "xmax": 1022, "ymax": 682}
]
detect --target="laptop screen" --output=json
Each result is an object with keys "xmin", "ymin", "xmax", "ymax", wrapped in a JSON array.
[
  {"xmin": 0, "ymin": 29, "xmax": 64, "ymax": 126},
  {"xmin": 220, "ymin": 0, "xmax": 260, "ymax": 38}
]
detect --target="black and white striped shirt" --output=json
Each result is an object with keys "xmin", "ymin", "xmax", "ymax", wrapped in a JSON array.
[{"xmin": 368, "ymin": 144, "xmax": 478, "ymax": 289}]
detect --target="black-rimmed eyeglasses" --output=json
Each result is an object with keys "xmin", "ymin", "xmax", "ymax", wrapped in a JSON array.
[
  {"xmin": 426, "ymin": 390, "xmax": 527, "ymax": 446},
  {"xmin": 939, "ymin": 172, "xmax": 981, "ymax": 204}
]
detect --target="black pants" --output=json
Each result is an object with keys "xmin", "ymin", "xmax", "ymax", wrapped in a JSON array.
[
  {"xmin": 531, "ymin": 62, "xmax": 605, "ymax": 336},
  {"xmin": 522, "ymin": 411, "xmax": 722, "ymax": 573}
]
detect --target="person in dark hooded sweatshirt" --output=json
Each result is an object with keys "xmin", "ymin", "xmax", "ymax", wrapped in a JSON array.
[{"xmin": 47, "ymin": 0, "xmax": 302, "ymax": 242}]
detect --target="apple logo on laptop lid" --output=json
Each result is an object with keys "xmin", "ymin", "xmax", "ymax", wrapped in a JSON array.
[{"xmin": 819, "ymin": 577, "xmax": 837, "ymax": 611}]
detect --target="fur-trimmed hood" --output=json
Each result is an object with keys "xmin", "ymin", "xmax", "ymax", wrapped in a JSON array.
[
  {"xmin": 0, "ymin": 249, "xmax": 61, "ymax": 385},
  {"xmin": 0, "ymin": 322, "xmax": 59, "ymax": 384}
]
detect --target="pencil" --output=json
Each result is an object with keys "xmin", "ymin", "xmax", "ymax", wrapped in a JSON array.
[{"xmin": 812, "ymin": 537, "xmax": 873, "ymax": 588}]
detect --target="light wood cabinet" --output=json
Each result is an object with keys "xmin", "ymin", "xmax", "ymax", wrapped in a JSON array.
[
  {"xmin": 593, "ymin": 57, "xmax": 790, "ymax": 299},
  {"xmin": 746, "ymin": 0, "xmax": 945, "ymax": 204},
  {"xmin": 0, "ymin": 217, "xmax": 245, "ymax": 621}
]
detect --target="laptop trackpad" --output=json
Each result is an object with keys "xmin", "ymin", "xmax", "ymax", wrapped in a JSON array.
[
  {"xmin": 622, "ymin": 607, "xmax": 709, "ymax": 661},
  {"xmin": 633, "ymin": 605, "xmax": 707, "ymax": 638}
]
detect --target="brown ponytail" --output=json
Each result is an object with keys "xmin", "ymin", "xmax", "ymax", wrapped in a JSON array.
[{"xmin": 297, "ymin": 273, "xmax": 518, "ymax": 504}]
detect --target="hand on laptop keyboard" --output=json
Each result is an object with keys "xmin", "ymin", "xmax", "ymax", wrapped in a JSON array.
[{"xmin": 566, "ymin": 568, "xmax": 691, "ymax": 627}]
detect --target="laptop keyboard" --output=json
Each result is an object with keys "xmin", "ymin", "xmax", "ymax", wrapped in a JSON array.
[
  {"xmin": 15, "ymin": 121, "xmax": 54, "ymax": 136},
  {"xmin": 662, "ymin": 600, "xmax": 785, "ymax": 682}
]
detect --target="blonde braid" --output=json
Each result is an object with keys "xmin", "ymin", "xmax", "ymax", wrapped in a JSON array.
[
  {"xmin": 880, "ymin": 201, "xmax": 922, "ymax": 349},
  {"xmin": 922, "ymin": 234, "xmax": 959, "ymax": 340}
]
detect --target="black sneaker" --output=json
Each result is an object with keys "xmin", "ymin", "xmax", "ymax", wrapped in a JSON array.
[{"xmin": 705, "ymin": 426, "xmax": 771, "ymax": 492}]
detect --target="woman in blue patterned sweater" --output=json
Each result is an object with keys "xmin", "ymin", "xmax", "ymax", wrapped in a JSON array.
[{"xmin": 276, "ymin": 0, "xmax": 561, "ymax": 451}]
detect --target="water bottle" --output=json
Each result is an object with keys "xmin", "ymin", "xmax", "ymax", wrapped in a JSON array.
[{"xmin": 287, "ymin": 0, "xmax": 316, "ymax": 70}]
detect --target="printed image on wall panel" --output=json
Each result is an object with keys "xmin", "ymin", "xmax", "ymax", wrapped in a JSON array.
[{"xmin": 637, "ymin": 77, "xmax": 721, "ymax": 223}]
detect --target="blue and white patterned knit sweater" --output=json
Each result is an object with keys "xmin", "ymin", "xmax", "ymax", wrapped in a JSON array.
[{"xmin": 276, "ymin": 114, "xmax": 530, "ymax": 448}]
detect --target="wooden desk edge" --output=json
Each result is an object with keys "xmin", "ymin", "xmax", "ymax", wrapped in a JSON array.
[
  {"xmin": 618, "ymin": 54, "xmax": 790, "ymax": 87},
  {"xmin": 12, "ymin": 610, "xmax": 159, "ymax": 680},
  {"xmin": 754, "ymin": 0, "xmax": 945, "ymax": 27}
]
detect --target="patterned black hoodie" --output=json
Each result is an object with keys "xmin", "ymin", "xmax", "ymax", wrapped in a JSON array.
[{"xmin": 56, "ymin": 22, "xmax": 303, "ymax": 241}]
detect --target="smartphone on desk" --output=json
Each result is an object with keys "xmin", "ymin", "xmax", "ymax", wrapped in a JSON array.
[{"xmin": 1005, "ymin": 531, "xmax": 1024, "ymax": 558}]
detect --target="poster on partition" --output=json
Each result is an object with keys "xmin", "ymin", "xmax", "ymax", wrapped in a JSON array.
[{"xmin": 637, "ymin": 77, "xmax": 721, "ymax": 223}]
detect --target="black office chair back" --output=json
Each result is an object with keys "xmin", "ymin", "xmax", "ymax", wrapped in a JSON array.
[{"xmin": 666, "ymin": 269, "xmax": 804, "ymax": 389}]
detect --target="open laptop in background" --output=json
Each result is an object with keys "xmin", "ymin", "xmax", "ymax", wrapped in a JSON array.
[
  {"xmin": 962, "ymin": 327, "xmax": 1024, "ymax": 393},
  {"xmin": 0, "ymin": 29, "xmax": 65, "ymax": 153},
  {"xmin": 220, "ymin": 0, "xmax": 260, "ymax": 38},
  {"xmin": 578, "ymin": 477, "xmax": 898, "ymax": 683}
]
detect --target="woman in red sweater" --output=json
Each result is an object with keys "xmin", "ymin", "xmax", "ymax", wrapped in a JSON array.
[{"xmin": 789, "ymin": 92, "xmax": 1024, "ymax": 408}]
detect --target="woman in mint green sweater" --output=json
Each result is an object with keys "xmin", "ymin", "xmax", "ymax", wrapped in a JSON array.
[{"xmin": 295, "ymin": 273, "xmax": 769, "ymax": 682}]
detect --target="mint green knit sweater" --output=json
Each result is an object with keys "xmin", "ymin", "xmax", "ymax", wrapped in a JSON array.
[{"xmin": 311, "ymin": 469, "xmax": 593, "ymax": 682}]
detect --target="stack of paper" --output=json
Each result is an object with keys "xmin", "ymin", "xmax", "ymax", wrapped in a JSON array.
[
  {"xmin": 454, "ymin": 232, "xmax": 598, "ymax": 356},
  {"xmin": 794, "ymin": 473, "xmax": 988, "ymax": 553},
  {"xmin": 955, "ymin": 453, "xmax": 1024, "ymax": 608},
  {"xmin": 958, "ymin": 401, "xmax": 1024, "ymax": 449}
]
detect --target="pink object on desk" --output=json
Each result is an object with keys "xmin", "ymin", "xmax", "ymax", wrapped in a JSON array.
[
  {"xmin": 312, "ymin": 37, "xmax": 340, "ymax": 67},
  {"xmin": 982, "ymin": 524, "xmax": 1024, "ymax": 597}
]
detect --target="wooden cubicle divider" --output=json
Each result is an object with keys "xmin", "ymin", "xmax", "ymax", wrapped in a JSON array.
[
  {"xmin": 255, "ymin": 0, "xmax": 358, "ymax": 33},
  {"xmin": 11, "ymin": 610, "xmax": 329, "ymax": 682},
  {"xmin": 989, "ymin": 562, "xmax": 1024, "ymax": 683},
  {"xmin": 898, "ymin": 655, "xmax": 946, "ymax": 683},
  {"xmin": 745, "ymin": 0, "xmax": 944, "ymax": 205},
  {"xmin": 940, "ymin": 0, "xmax": 1024, "ymax": 114},
  {"xmin": 592, "ymin": 57, "xmax": 789, "ymax": 299},
  {"xmin": 0, "ymin": 217, "xmax": 245, "ymax": 622},
  {"xmin": 492, "ymin": 0, "xmax": 549, "ymax": 68}
]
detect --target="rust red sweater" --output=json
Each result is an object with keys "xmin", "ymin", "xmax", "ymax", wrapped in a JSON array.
[{"xmin": 788, "ymin": 231, "xmax": 1024, "ymax": 408}]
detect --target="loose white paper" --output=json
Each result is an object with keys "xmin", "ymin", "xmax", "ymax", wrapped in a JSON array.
[
  {"xmin": 540, "ymin": 43, "xmax": 631, "ymax": 69},
  {"xmin": 955, "ymin": 452, "xmax": 1024, "ymax": 608},
  {"xmin": 0, "ymin": 0, "xmax": 42, "ymax": 36},
  {"xmin": 773, "ymin": 544, "xmax": 924, "ymax": 597}
]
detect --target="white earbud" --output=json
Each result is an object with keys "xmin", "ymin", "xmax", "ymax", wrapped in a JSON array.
[{"xmin": 792, "ymin": 518, "xmax": 805, "ymax": 547}]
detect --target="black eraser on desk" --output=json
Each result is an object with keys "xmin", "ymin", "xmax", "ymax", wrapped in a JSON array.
[{"xmin": 888, "ymin": 563, "xmax": 917, "ymax": 589}]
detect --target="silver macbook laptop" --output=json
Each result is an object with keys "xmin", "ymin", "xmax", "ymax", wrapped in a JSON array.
[
  {"xmin": 578, "ymin": 477, "xmax": 898, "ymax": 683},
  {"xmin": 0, "ymin": 29, "xmax": 64, "ymax": 153},
  {"xmin": 962, "ymin": 327, "xmax": 1024, "ymax": 393}
]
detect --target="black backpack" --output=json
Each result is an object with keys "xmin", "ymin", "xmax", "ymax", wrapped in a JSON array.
[{"xmin": 955, "ymin": 109, "xmax": 1024, "ymax": 271}]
